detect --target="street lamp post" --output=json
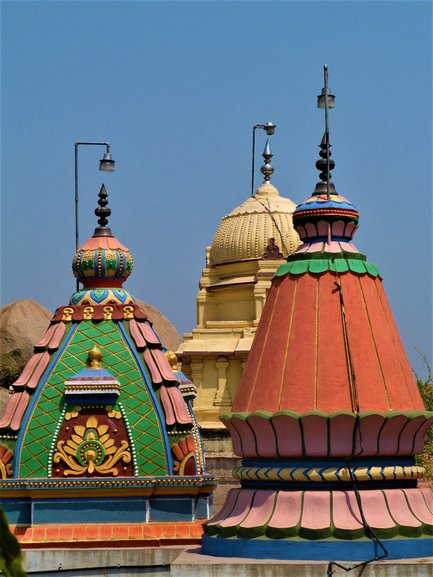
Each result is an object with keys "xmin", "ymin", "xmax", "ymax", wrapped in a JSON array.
[
  {"xmin": 317, "ymin": 65, "xmax": 335, "ymax": 199},
  {"xmin": 74, "ymin": 141, "xmax": 115, "ymax": 291},
  {"xmin": 251, "ymin": 122, "xmax": 276, "ymax": 196}
]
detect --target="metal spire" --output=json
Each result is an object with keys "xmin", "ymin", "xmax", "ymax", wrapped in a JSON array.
[
  {"xmin": 260, "ymin": 140, "xmax": 274, "ymax": 183},
  {"xmin": 93, "ymin": 184, "xmax": 113, "ymax": 238}
]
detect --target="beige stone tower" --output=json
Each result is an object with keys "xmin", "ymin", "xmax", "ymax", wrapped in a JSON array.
[{"xmin": 178, "ymin": 144, "xmax": 300, "ymax": 429}]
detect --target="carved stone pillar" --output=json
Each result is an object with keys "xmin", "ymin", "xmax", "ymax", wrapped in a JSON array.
[
  {"xmin": 214, "ymin": 357, "xmax": 231, "ymax": 406},
  {"xmin": 196, "ymin": 292, "xmax": 207, "ymax": 328},
  {"xmin": 253, "ymin": 286, "xmax": 267, "ymax": 324},
  {"xmin": 190, "ymin": 360, "xmax": 204, "ymax": 407}
]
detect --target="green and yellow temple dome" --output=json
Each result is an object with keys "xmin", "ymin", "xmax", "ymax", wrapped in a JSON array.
[{"xmin": 0, "ymin": 184, "xmax": 214, "ymax": 548}]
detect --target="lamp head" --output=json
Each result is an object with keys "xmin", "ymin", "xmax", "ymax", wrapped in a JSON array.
[
  {"xmin": 317, "ymin": 64, "xmax": 335, "ymax": 109},
  {"xmin": 99, "ymin": 152, "xmax": 115, "ymax": 172},
  {"xmin": 317, "ymin": 88, "xmax": 335, "ymax": 109},
  {"xmin": 264, "ymin": 121, "xmax": 276, "ymax": 135}
]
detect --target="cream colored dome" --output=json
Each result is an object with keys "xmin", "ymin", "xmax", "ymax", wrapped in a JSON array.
[{"xmin": 209, "ymin": 182, "xmax": 300, "ymax": 266}]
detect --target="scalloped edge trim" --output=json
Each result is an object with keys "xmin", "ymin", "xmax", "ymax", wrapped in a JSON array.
[
  {"xmin": 203, "ymin": 487, "xmax": 433, "ymax": 541},
  {"xmin": 275, "ymin": 259, "xmax": 380, "ymax": 278},
  {"xmin": 220, "ymin": 410, "xmax": 433, "ymax": 458},
  {"xmin": 221, "ymin": 410, "xmax": 433, "ymax": 421}
]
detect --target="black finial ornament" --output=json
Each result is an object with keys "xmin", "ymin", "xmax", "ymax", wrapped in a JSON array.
[
  {"xmin": 313, "ymin": 132, "xmax": 336, "ymax": 196},
  {"xmin": 93, "ymin": 184, "xmax": 113, "ymax": 237},
  {"xmin": 317, "ymin": 132, "xmax": 335, "ymax": 182},
  {"xmin": 260, "ymin": 140, "xmax": 274, "ymax": 183}
]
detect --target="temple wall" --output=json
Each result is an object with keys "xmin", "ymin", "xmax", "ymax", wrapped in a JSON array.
[{"xmin": 179, "ymin": 258, "xmax": 282, "ymax": 428}]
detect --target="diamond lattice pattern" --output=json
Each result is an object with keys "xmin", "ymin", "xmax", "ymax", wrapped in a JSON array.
[{"xmin": 19, "ymin": 321, "xmax": 167, "ymax": 477}]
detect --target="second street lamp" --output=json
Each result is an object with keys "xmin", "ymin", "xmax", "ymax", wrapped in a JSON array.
[
  {"xmin": 74, "ymin": 141, "xmax": 115, "ymax": 291},
  {"xmin": 251, "ymin": 122, "xmax": 276, "ymax": 196}
]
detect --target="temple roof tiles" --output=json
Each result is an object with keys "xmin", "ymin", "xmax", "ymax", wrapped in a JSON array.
[{"xmin": 233, "ymin": 270, "xmax": 424, "ymax": 414}]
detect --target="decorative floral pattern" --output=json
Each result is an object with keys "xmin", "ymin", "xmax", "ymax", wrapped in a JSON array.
[
  {"xmin": 171, "ymin": 436, "xmax": 197, "ymax": 476},
  {"xmin": 53, "ymin": 415, "xmax": 131, "ymax": 477}
]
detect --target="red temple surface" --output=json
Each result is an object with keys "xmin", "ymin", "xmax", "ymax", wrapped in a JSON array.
[{"xmin": 234, "ymin": 272, "xmax": 424, "ymax": 414}]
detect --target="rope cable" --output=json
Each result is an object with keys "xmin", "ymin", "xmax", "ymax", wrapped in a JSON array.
[
  {"xmin": 254, "ymin": 196, "xmax": 290, "ymax": 256},
  {"xmin": 326, "ymin": 267, "xmax": 388, "ymax": 576}
]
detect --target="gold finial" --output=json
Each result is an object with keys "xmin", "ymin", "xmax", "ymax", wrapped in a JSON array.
[
  {"xmin": 165, "ymin": 350, "xmax": 178, "ymax": 371},
  {"xmin": 87, "ymin": 345, "xmax": 102, "ymax": 369}
]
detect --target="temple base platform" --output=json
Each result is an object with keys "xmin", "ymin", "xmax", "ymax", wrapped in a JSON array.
[{"xmin": 172, "ymin": 546, "xmax": 433, "ymax": 577}]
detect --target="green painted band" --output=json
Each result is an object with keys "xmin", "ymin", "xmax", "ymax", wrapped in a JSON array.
[{"xmin": 275, "ymin": 258, "xmax": 380, "ymax": 278}]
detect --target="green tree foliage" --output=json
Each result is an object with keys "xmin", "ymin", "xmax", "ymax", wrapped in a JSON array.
[
  {"xmin": 0, "ymin": 508, "xmax": 26, "ymax": 577},
  {"xmin": 415, "ymin": 352, "xmax": 433, "ymax": 480}
]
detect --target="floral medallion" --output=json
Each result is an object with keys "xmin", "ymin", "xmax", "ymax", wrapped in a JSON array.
[{"xmin": 52, "ymin": 408, "xmax": 133, "ymax": 477}]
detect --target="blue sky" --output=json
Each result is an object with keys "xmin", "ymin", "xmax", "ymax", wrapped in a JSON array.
[{"xmin": 1, "ymin": 1, "xmax": 432, "ymax": 376}]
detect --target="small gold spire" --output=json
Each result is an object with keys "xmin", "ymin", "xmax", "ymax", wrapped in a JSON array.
[
  {"xmin": 165, "ymin": 350, "xmax": 178, "ymax": 371},
  {"xmin": 87, "ymin": 345, "xmax": 102, "ymax": 369}
]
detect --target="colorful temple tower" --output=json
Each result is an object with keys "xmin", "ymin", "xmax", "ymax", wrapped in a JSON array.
[
  {"xmin": 202, "ymin": 72, "xmax": 433, "ymax": 561},
  {"xmin": 0, "ymin": 185, "xmax": 215, "ymax": 548},
  {"xmin": 179, "ymin": 143, "xmax": 300, "ymax": 428}
]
